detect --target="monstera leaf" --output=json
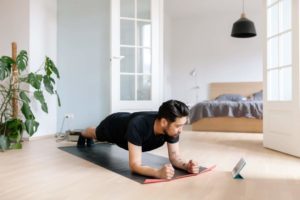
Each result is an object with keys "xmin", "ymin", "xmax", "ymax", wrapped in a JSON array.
[{"xmin": 0, "ymin": 49, "xmax": 60, "ymax": 150}]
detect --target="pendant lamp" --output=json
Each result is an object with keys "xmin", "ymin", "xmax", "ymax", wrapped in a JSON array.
[{"xmin": 231, "ymin": 0, "xmax": 256, "ymax": 38}]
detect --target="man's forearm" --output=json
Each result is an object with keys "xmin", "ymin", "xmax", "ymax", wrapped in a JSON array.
[
  {"xmin": 169, "ymin": 154, "xmax": 188, "ymax": 171},
  {"xmin": 130, "ymin": 164, "xmax": 159, "ymax": 178}
]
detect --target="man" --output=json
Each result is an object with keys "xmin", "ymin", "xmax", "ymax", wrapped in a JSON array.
[{"xmin": 77, "ymin": 100, "xmax": 199, "ymax": 179}]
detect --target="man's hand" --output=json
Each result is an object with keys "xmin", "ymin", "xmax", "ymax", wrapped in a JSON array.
[
  {"xmin": 186, "ymin": 160, "xmax": 199, "ymax": 174},
  {"xmin": 158, "ymin": 164, "xmax": 175, "ymax": 179}
]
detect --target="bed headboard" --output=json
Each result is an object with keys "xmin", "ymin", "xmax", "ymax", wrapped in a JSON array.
[{"xmin": 209, "ymin": 82, "xmax": 263, "ymax": 100}]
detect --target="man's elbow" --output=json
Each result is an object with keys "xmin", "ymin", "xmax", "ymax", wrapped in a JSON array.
[
  {"xmin": 169, "ymin": 157, "xmax": 177, "ymax": 165},
  {"xmin": 129, "ymin": 162, "xmax": 139, "ymax": 173}
]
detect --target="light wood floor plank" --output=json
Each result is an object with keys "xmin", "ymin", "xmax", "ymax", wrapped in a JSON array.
[{"xmin": 1, "ymin": 131, "xmax": 300, "ymax": 200}]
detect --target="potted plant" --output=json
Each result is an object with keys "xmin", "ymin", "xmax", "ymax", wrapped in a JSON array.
[{"xmin": 0, "ymin": 43, "xmax": 60, "ymax": 151}]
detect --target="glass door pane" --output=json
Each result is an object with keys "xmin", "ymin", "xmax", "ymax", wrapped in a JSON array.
[
  {"xmin": 120, "ymin": 20, "xmax": 135, "ymax": 45},
  {"xmin": 267, "ymin": 0, "xmax": 278, "ymax": 6},
  {"xmin": 279, "ymin": 67, "xmax": 292, "ymax": 100},
  {"xmin": 266, "ymin": 0, "xmax": 292, "ymax": 102},
  {"xmin": 121, "ymin": 0, "xmax": 135, "ymax": 18},
  {"xmin": 279, "ymin": 0, "xmax": 291, "ymax": 32},
  {"xmin": 279, "ymin": 32, "xmax": 292, "ymax": 66},
  {"xmin": 119, "ymin": 0, "xmax": 153, "ymax": 102},
  {"xmin": 267, "ymin": 4, "xmax": 279, "ymax": 37},
  {"xmin": 137, "ymin": 48, "xmax": 151, "ymax": 73},
  {"xmin": 137, "ymin": 21, "xmax": 151, "ymax": 47},
  {"xmin": 111, "ymin": 0, "xmax": 161, "ymax": 111},
  {"xmin": 268, "ymin": 69, "xmax": 279, "ymax": 100},
  {"xmin": 120, "ymin": 75, "xmax": 135, "ymax": 100},
  {"xmin": 121, "ymin": 47, "xmax": 135, "ymax": 73},
  {"xmin": 137, "ymin": 0, "xmax": 151, "ymax": 19},
  {"xmin": 267, "ymin": 37, "xmax": 278, "ymax": 69},
  {"xmin": 137, "ymin": 75, "xmax": 151, "ymax": 100}
]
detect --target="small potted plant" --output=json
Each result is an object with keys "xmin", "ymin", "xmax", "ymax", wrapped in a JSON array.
[{"xmin": 0, "ymin": 43, "xmax": 60, "ymax": 151}]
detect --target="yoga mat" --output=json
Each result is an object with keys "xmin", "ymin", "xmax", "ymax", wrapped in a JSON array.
[{"xmin": 59, "ymin": 143, "xmax": 215, "ymax": 184}]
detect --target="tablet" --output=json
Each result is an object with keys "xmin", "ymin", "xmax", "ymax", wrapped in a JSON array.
[{"xmin": 232, "ymin": 158, "xmax": 246, "ymax": 179}]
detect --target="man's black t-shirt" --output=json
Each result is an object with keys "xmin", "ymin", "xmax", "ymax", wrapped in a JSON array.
[{"xmin": 95, "ymin": 112, "xmax": 179, "ymax": 152}]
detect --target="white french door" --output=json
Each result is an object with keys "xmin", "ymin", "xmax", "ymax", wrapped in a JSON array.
[
  {"xmin": 110, "ymin": 0, "xmax": 163, "ymax": 113},
  {"xmin": 263, "ymin": 0, "xmax": 300, "ymax": 157}
]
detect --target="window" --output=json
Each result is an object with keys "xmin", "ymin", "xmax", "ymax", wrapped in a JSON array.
[
  {"xmin": 120, "ymin": 0, "xmax": 152, "ymax": 101},
  {"xmin": 267, "ymin": 0, "xmax": 292, "ymax": 101}
]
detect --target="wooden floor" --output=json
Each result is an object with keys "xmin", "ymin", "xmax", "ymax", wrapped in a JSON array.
[{"xmin": 1, "ymin": 131, "xmax": 300, "ymax": 200}]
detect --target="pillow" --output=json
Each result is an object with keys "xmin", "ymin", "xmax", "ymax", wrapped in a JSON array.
[
  {"xmin": 250, "ymin": 90, "xmax": 263, "ymax": 100},
  {"xmin": 215, "ymin": 94, "xmax": 247, "ymax": 101}
]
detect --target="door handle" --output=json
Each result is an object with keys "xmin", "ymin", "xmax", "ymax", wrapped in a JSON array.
[{"xmin": 111, "ymin": 56, "xmax": 125, "ymax": 60}]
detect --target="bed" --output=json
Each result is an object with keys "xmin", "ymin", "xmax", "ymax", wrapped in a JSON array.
[{"xmin": 189, "ymin": 82, "xmax": 263, "ymax": 133}]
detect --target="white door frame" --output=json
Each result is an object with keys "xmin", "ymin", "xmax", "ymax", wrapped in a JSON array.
[
  {"xmin": 263, "ymin": 0, "xmax": 300, "ymax": 157},
  {"xmin": 110, "ymin": 0, "xmax": 164, "ymax": 113}
]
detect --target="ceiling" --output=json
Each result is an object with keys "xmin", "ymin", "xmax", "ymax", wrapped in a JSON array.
[{"xmin": 165, "ymin": 0, "xmax": 263, "ymax": 19}]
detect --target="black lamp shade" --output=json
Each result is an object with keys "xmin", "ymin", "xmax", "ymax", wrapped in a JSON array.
[{"xmin": 231, "ymin": 17, "xmax": 257, "ymax": 38}]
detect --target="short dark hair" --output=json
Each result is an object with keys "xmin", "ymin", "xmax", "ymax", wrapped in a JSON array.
[{"xmin": 157, "ymin": 100, "xmax": 189, "ymax": 122}]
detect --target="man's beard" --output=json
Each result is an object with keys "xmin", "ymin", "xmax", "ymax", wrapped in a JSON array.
[{"xmin": 163, "ymin": 128, "xmax": 180, "ymax": 138}]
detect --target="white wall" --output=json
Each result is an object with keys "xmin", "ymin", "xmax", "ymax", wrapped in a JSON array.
[
  {"xmin": 29, "ymin": 0, "xmax": 58, "ymax": 137},
  {"xmin": 163, "ymin": 13, "xmax": 173, "ymax": 102},
  {"xmin": 164, "ymin": 3, "xmax": 263, "ymax": 106},
  {"xmin": 0, "ymin": 0, "xmax": 29, "ymax": 55},
  {"xmin": 57, "ymin": 0, "xmax": 110, "ymax": 132},
  {"xmin": 0, "ymin": 0, "xmax": 58, "ymax": 138}
]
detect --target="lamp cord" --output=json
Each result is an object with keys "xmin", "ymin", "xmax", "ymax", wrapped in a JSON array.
[
  {"xmin": 56, "ymin": 116, "xmax": 67, "ymax": 139},
  {"xmin": 242, "ymin": 0, "xmax": 245, "ymax": 14},
  {"xmin": 59, "ymin": 117, "xmax": 66, "ymax": 136}
]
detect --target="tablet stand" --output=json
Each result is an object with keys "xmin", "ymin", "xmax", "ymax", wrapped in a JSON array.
[
  {"xmin": 233, "ymin": 173, "xmax": 244, "ymax": 179},
  {"xmin": 232, "ymin": 158, "xmax": 246, "ymax": 180}
]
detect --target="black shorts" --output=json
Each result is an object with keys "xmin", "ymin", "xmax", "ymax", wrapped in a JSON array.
[
  {"xmin": 95, "ymin": 117, "xmax": 113, "ymax": 142},
  {"xmin": 96, "ymin": 112, "xmax": 130, "ymax": 143},
  {"xmin": 95, "ymin": 112, "xmax": 130, "ymax": 148}
]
